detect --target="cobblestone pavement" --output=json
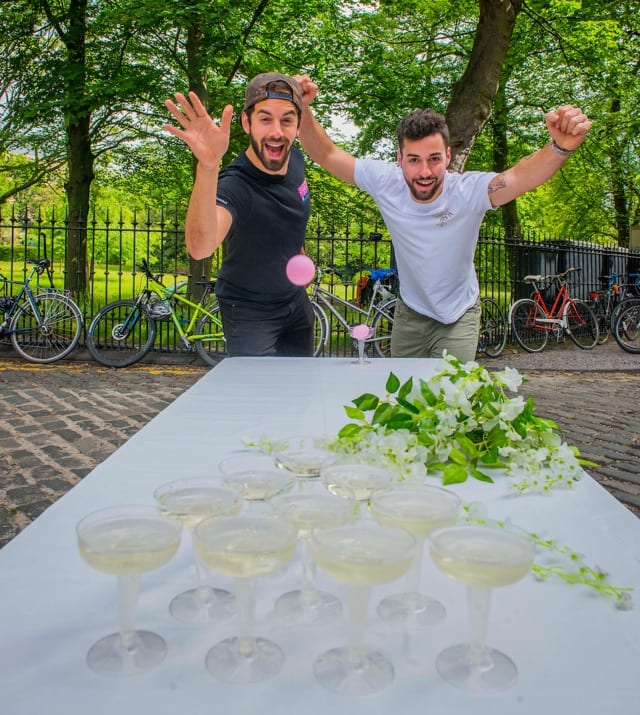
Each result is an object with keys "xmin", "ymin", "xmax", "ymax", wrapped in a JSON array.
[{"xmin": 1, "ymin": 341, "xmax": 638, "ymax": 547}]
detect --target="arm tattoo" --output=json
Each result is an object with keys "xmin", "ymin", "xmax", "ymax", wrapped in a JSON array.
[{"xmin": 488, "ymin": 174, "xmax": 507, "ymax": 194}]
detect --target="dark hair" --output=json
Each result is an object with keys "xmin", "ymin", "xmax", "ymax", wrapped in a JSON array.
[{"xmin": 396, "ymin": 109, "xmax": 449, "ymax": 150}]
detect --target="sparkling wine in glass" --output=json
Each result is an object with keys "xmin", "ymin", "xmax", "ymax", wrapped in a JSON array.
[
  {"xmin": 371, "ymin": 486, "xmax": 461, "ymax": 626},
  {"xmin": 194, "ymin": 514, "xmax": 298, "ymax": 683},
  {"xmin": 274, "ymin": 435, "xmax": 338, "ymax": 481},
  {"xmin": 311, "ymin": 523, "xmax": 416, "ymax": 695},
  {"xmin": 153, "ymin": 479, "xmax": 243, "ymax": 623},
  {"xmin": 220, "ymin": 467, "xmax": 295, "ymax": 510},
  {"xmin": 429, "ymin": 523, "xmax": 535, "ymax": 693},
  {"xmin": 270, "ymin": 493, "xmax": 353, "ymax": 626},
  {"xmin": 321, "ymin": 459, "xmax": 396, "ymax": 518},
  {"xmin": 77, "ymin": 505, "xmax": 181, "ymax": 677}
]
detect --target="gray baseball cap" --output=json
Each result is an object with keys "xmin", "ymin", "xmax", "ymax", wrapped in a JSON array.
[{"xmin": 243, "ymin": 72, "xmax": 302, "ymax": 114}]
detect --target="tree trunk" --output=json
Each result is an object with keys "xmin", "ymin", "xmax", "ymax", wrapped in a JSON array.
[
  {"xmin": 445, "ymin": 0, "xmax": 523, "ymax": 172},
  {"xmin": 492, "ymin": 77, "xmax": 521, "ymax": 239},
  {"xmin": 62, "ymin": 0, "xmax": 93, "ymax": 295},
  {"xmin": 607, "ymin": 98, "xmax": 629, "ymax": 247}
]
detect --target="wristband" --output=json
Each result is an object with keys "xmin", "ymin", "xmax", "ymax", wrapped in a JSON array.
[{"xmin": 550, "ymin": 138, "xmax": 574, "ymax": 157}]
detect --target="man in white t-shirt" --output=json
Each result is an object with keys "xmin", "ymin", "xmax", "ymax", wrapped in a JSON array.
[{"xmin": 296, "ymin": 75, "xmax": 591, "ymax": 361}]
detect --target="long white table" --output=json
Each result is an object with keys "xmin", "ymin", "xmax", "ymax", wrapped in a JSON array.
[{"xmin": 1, "ymin": 357, "xmax": 639, "ymax": 715}]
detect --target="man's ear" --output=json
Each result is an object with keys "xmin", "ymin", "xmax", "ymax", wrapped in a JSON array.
[
  {"xmin": 240, "ymin": 111, "xmax": 250, "ymax": 135},
  {"xmin": 397, "ymin": 149, "xmax": 402, "ymax": 164}
]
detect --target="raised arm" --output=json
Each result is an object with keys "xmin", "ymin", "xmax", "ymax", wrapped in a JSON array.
[
  {"xmin": 295, "ymin": 75, "xmax": 357, "ymax": 185},
  {"xmin": 164, "ymin": 92, "xmax": 234, "ymax": 259},
  {"xmin": 487, "ymin": 104, "xmax": 591, "ymax": 208}
]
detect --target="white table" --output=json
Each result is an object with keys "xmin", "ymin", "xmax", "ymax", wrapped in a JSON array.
[{"xmin": 1, "ymin": 357, "xmax": 639, "ymax": 715}]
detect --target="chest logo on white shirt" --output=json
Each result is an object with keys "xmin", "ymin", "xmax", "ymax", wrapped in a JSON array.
[{"xmin": 438, "ymin": 208, "xmax": 454, "ymax": 226}]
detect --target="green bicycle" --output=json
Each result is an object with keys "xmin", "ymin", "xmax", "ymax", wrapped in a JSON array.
[{"xmin": 86, "ymin": 259, "xmax": 226, "ymax": 367}]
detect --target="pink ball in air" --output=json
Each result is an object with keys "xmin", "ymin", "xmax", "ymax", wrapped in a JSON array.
[
  {"xmin": 351, "ymin": 324, "xmax": 370, "ymax": 340},
  {"xmin": 286, "ymin": 255, "xmax": 316, "ymax": 286}
]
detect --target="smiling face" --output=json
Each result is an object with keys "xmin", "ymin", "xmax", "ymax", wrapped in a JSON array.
[
  {"xmin": 242, "ymin": 98, "xmax": 300, "ymax": 174},
  {"xmin": 398, "ymin": 134, "xmax": 451, "ymax": 203}
]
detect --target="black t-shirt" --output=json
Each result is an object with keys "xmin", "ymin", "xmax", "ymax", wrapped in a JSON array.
[{"xmin": 215, "ymin": 147, "xmax": 311, "ymax": 303}]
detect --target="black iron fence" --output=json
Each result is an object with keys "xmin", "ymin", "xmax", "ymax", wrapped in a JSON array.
[{"xmin": 1, "ymin": 204, "xmax": 638, "ymax": 357}]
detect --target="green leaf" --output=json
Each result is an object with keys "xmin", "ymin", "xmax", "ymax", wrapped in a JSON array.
[
  {"xmin": 385, "ymin": 372, "xmax": 400, "ymax": 394},
  {"xmin": 337, "ymin": 423, "xmax": 363, "ymax": 439},
  {"xmin": 456, "ymin": 434, "xmax": 478, "ymax": 458},
  {"xmin": 470, "ymin": 466, "xmax": 494, "ymax": 483},
  {"xmin": 442, "ymin": 463, "xmax": 468, "ymax": 484},
  {"xmin": 448, "ymin": 447, "xmax": 468, "ymax": 466},
  {"xmin": 397, "ymin": 397, "xmax": 420, "ymax": 414},
  {"xmin": 398, "ymin": 377, "xmax": 413, "ymax": 401},
  {"xmin": 371, "ymin": 402, "xmax": 394, "ymax": 425},
  {"xmin": 353, "ymin": 393, "xmax": 379, "ymax": 411},
  {"xmin": 344, "ymin": 406, "xmax": 365, "ymax": 420},
  {"xmin": 419, "ymin": 379, "xmax": 437, "ymax": 406},
  {"xmin": 387, "ymin": 413, "xmax": 415, "ymax": 429}
]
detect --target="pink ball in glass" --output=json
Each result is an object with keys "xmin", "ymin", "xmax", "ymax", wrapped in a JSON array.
[
  {"xmin": 286, "ymin": 254, "xmax": 316, "ymax": 286},
  {"xmin": 351, "ymin": 324, "xmax": 370, "ymax": 340}
]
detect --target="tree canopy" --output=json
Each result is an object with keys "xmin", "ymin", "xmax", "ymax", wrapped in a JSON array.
[{"xmin": 1, "ymin": 0, "xmax": 638, "ymax": 289}]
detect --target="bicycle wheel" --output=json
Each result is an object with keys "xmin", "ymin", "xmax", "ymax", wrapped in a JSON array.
[
  {"xmin": 590, "ymin": 295, "xmax": 610, "ymax": 345},
  {"xmin": 311, "ymin": 300, "xmax": 329, "ymax": 357},
  {"xmin": 194, "ymin": 305, "xmax": 227, "ymax": 366},
  {"xmin": 87, "ymin": 299, "xmax": 156, "ymax": 367},
  {"xmin": 614, "ymin": 300, "xmax": 640, "ymax": 353},
  {"xmin": 510, "ymin": 299, "xmax": 549, "ymax": 353},
  {"xmin": 371, "ymin": 298, "xmax": 396, "ymax": 358},
  {"xmin": 477, "ymin": 297, "xmax": 506, "ymax": 357},
  {"xmin": 564, "ymin": 299, "xmax": 598, "ymax": 349},
  {"xmin": 9, "ymin": 293, "xmax": 83, "ymax": 363}
]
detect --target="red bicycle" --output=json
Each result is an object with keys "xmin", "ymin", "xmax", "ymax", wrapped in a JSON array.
[{"xmin": 509, "ymin": 267, "xmax": 599, "ymax": 352}]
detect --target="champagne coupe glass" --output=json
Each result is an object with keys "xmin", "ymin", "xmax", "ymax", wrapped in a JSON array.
[
  {"xmin": 219, "ymin": 466, "xmax": 295, "ymax": 511},
  {"xmin": 270, "ymin": 493, "xmax": 353, "ymax": 626},
  {"xmin": 194, "ymin": 514, "xmax": 298, "ymax": 683},
  {"xmin": 218, "ymin": 451, "xmax": 277, "ymax": 476},
  {"xmin": 311, "ymin": 523, "xmax": 416, "ymax": 695},
  {"xmin": 350, "ymin": 324, "xmax": 372, "ymax": 364},
  {"xmin": 429, "ymin": 523, "xmax": 535, "ymax": 693},
  {"xmin": 371, "ymin": 486, "xmax": 461, "ymax": 627},
  {"xmin": 321, "ymin": 459, "xmax": 396, "ymax": 519},
  {"xmin": 274, "ymin": 435, "xmax": 337, "ymax": 482},
  {"xmin": 153, "ymin": 479, "xmax": 243, "ymax": 623},
  {"xmin": 76, "ymin": 505, "xmax": 181, "ymax": 677}
]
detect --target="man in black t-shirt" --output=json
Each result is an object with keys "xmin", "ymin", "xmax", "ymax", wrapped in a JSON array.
[{"xmin": 164, "ymin": 73, "xmax": 314, "ymax": 357}]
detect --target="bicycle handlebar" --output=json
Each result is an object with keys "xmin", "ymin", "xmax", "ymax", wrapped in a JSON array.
[{"xmin": 523, "ymin": 266, "xmax": 581, "ymax": 284}]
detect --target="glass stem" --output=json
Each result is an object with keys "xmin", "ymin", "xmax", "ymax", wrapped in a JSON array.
[
  {"xmin": 357, "ymin": 338, "xmax": 365, "ymax": 364},
  {"xmin": 347, "ymin": 584, "xmax": 370, "ymax": 656},
  {"xmin": 117, "ymin": 574, "xmax": 140, "ymax": 653},
  {"xmin": 300, "ymin": 537, "xmax": 316, "ymax": 596},
  {"xmin": 467, "ymin": 585, "xmax": 492, "ymax": 666},
  {"xmin": 235, "ymin": 577, "xmax": 256, "ymax": 657},
  {"xmin": 190, "ymin": 530, "xmax": 211, "ymax": 602},
  {"xmin": 406, "ymin": 540, "xmax": 424, "ymax": 595}
]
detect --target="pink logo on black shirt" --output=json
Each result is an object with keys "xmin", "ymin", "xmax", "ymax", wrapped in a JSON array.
[{"xmin": 298, "ymin": 179, "xmax": 310, "ymax": 202}]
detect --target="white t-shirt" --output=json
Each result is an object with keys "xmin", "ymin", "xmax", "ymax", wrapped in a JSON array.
[{"xmin": 354, "ymin": 159, "xmax": 496, "ymax": 323}]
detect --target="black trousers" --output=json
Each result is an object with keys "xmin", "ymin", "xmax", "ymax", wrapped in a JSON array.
[{"xmin": 217, "ymin": 291, "xmax": 314, "ymax": 357}]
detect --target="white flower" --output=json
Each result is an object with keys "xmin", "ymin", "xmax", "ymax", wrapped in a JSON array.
[{"xmin": 495, "ymin": 366, "xmax": 523, "ymax": 391}]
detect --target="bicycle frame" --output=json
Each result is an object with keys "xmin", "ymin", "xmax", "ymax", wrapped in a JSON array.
[
  {"xmin": 310, "ymin": 271, "xmax": 394, "ymax": 338},
  {"xmin": 0, "ymin": 262, "xmax": 56, "ymax": 335},
  {"xmin": 528, "ymin": 279, "xmax": 573, "ymax": 332}
]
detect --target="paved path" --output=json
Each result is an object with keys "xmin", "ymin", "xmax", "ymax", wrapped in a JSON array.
[{"xmin": 1, "ymin": 342, "xmax": 638, "ymax": 547}]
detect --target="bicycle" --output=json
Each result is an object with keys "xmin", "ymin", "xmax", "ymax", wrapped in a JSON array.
[
  {"xmin": 509, "ymin": 267, "xmax": 599, "ymax": 353},
  {"xmin": 612, "ymin": 298, "xmax": 640, "ymax": 353},
  {"xmin": 477, "ymin": 296, "xmax": 507, "ymax": 357},
  {"xmin": 86, "ymin": 259, "xmax": 226, "ymax": 367},
  {"xmin": 588, "ymin": 272, "xmax": 640, "ymax": 345},
  {"xmin": 0, "ymin": 258, "xmax": 83, "ymax": 363},
  {"xmin": 309, "ymin": 267, "xmax": 397, "ymax": 357}
]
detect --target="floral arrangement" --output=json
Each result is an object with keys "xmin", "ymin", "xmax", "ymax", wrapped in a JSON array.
[{"xmin": 330, "ymin": 353, "xmax": 595, "ymax": 494}]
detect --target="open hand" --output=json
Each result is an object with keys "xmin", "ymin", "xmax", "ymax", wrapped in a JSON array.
[{"xmin": 164, "ymin": 92, "xmax": 233, "ymax": 170}]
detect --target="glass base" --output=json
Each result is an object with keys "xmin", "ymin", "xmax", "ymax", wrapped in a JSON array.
[
  {"xmin": 274, "ymin": 588, "xmax": 342, "ymax": 626},
  {"xmin": 169, "ymin": 585, "xmax": 234, "ymax": 624},
  {"xmin": 377, "ymin": 591, "xmax": 446, "ymax": 627},
  {"xmin": 314, "ymin": 645, "xmax": 394, "ymax": 696},
  {"xmin": 205, "ymin": 636, "xmax": 285, "ymax": 683},
  {"xmin": 86, "ymin": 630, "xmax": 167, "ymax": 677},
  {"xmin": 436, "ymin": 643, "xmax": 518, "ymax": 693}
]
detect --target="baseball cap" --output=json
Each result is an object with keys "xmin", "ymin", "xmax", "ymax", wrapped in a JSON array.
[{"xmin": 243, "ymin": 72, "xmax": 302, "ymax": 114}]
